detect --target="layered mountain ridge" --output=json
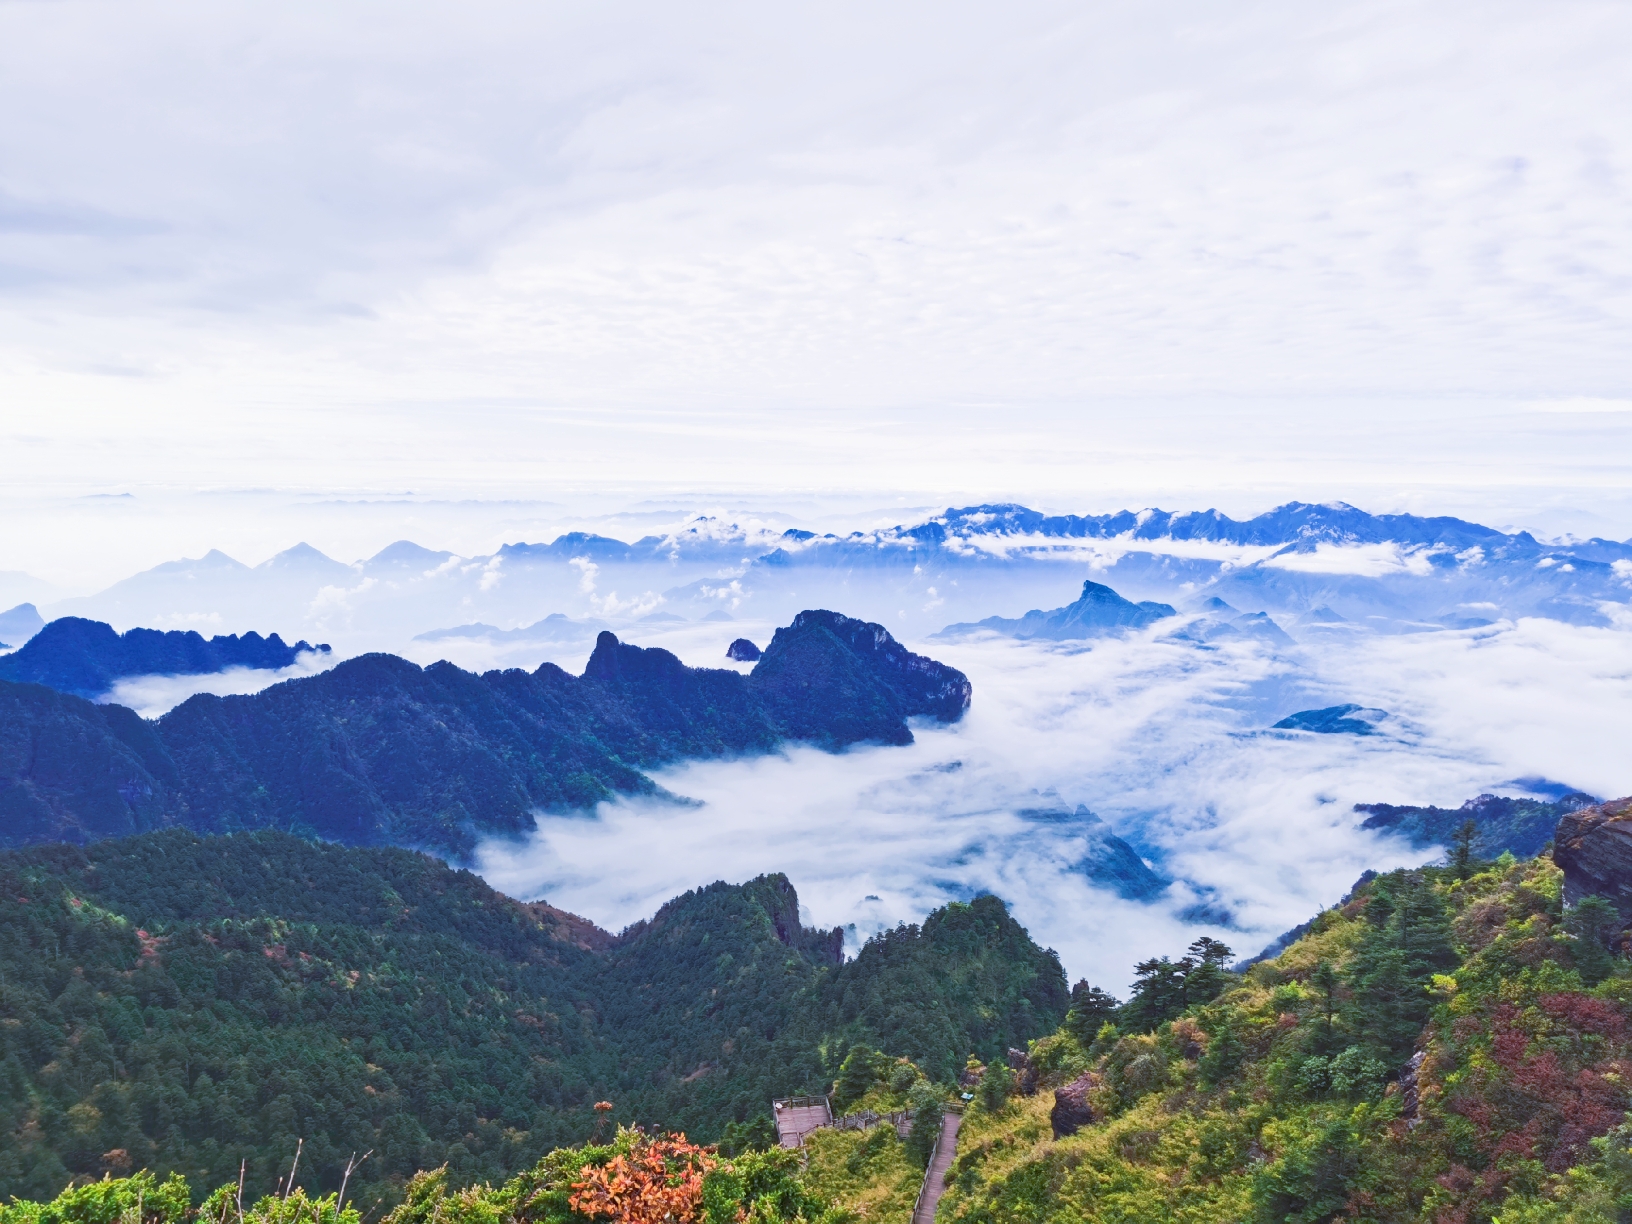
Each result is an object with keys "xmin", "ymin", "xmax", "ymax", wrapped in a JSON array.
[
  {"xmin": 0, "ymin": 609, "xmax": 970, "ymax": 857},
  {"xmin": 0, "ymin": 616, "xmax": 329, "ymax": 698},
  {"xmin": 26, "ymin": 499, "xmax": 1632, "ymax": 654},
  {"xmin": 936, "ymin": 579, "xmax": 1176, "ymax": 640}
]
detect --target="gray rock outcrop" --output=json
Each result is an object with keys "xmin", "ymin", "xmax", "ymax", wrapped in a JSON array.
[{"xmin": 1554, "ymin": 797, "xmax": 1632, "ymax": 914}]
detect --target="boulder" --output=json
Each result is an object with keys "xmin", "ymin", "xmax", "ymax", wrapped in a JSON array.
[
  {"xmin": 1553, "ymin": 797, "xmax": 1632, "ymax": 915},
  {"xmin": 1006, "ymin": 1047, "xmax": 1038, "ymax": 1096},
  {"xmin": 726, "ymin": 638, "xmax": 762, "ymax": 662},
  {"xmin": 1051, "ymin": 1072, "xmax": 1096, "ymax": 1138}
]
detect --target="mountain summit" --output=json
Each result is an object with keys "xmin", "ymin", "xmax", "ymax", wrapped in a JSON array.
[{"xmin": 937, "ymin": 579, "xmax": 1176, "ymax": 641}]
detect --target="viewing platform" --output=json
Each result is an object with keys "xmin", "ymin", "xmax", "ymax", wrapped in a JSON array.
[{"xmin": 771, "ymin": 1095, "xmax": 833, "ymax": 1148}]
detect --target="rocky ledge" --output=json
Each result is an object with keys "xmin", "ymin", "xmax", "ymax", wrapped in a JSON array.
[{"xmin": 1553, "ymin": 796, "xmax": 1632, "ymax": 914}]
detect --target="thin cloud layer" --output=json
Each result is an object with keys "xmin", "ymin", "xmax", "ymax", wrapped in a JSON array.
[
  {"xmin": 475, "ymin": 618, "xmax": 1632, "ymax": 990},
  {"xmin": 0, "ymin": 0, "xmax": 1629, "ymax": 513}
]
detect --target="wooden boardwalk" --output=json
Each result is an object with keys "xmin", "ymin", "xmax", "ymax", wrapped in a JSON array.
[
  {"xmin": 772, "ymin": 1096, "xmax": 833, "ymax": 1148},
  {"xmin": 910, "ymin": 1110, "xmax": 963, "ymax": 1224}
]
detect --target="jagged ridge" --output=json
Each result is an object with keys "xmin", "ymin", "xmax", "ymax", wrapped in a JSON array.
[
  {"xmin": 0, "ymin": 609, "xmax": 970, "ymax": 857},
  {"xmin": 0, "ymin": 616, "xmax": 328, "ymax": 698}
]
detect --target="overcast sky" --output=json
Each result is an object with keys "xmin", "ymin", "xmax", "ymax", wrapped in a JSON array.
[{"xmin": 3, "ymin": 0, "xmax": 1631, "ymax": 566}]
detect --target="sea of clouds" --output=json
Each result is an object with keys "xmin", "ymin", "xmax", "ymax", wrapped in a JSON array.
[{"xmin": 475, "ymin": 614, "xmax": 1632, "ymax": 991}]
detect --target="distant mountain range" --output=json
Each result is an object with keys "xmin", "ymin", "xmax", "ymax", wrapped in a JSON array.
[
  {"xmin": 1018, "ymin": 804, "xmax": 1168, "ymax": 901},
  {"xmin": 0, "ymin": 602, "xmax": 43, "ymax": 648},
  {"xmin": 0, "ymin": 616, "xmax": 328, "ymax": 698},
  {"xmin": 0, "ymin": 610, "xmax": 970, "ymax": 857},
  {"xmin": 12, "ymin": 499, "xmax": 1629, "ymax": 653}
]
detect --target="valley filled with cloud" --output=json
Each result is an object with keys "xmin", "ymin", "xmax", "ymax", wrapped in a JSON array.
[{"xmin": 475, "ymin": 605, "xmax": 1632, "ymax": 988}]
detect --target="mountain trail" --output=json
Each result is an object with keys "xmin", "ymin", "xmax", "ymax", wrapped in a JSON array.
[{"xmin": 912, "ymin": 1109, "xmax": 963, "ymax": 1224}]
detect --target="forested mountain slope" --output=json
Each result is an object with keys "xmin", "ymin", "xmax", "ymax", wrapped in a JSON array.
[
  {"xmin": 0, "ymin": 610, "xmax": 970, "ymax": 857},
  {"xmin": 0, "ymin": 618, "xmax": 327, "ymax": 699},
  {"xmin": 0, "ymin": 829, "xmax": 1061, "ymax": 1206}
]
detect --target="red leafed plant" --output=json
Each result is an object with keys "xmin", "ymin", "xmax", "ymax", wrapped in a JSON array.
[{"xmin": 570, "ymin": 1132, "xmax": 717, "ymax": 1224}]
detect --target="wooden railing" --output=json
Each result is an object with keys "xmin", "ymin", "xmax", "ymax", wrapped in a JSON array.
[
  {"xmin": 831, "ymin": 1108, "xmax": 912, "ymax": 1135},
  {"xmin": 773, "ymin": 1095, "xmax": 829, "ymax": 1111}
]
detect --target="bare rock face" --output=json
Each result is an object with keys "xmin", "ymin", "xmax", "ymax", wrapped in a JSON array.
[
  {"xmin": 1051, "ymin": 1072, "xmax": 1096, "ymax": 1138},
  {"xmin": 1397, "ymin": 1050, "xmax": 1427, "ymax": 1129},
  {"xmin": 1006, "ymin": 1047, "xmax": 1039, "ymax": 1096},
  {"xmin": 1553, "ymin": 797, "xmax": 1632, "ymax": 915}
]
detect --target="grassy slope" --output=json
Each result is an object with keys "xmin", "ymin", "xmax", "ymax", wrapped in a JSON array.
[{"xmin": 812, "ymin": 855, "xmax": 1632, "ymax": 1224}]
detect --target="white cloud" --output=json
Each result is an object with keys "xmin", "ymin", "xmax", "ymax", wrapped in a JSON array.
[
  {"xmin": 306, "ymin": 576, "xmax": 377, "ymax": 628},
  {"xmin": 100, "ymin": 651, "xmax": 338, "ymax": 718},
  {"xmin": 570, "ymin": 557, "xmax": 598, "ymax": 593},
  {"xmin": 0, "ymin": 0, "xmax": 1629, "ymax": 529},
  {"xmin": 1529, "ymin": 399, "xmax": 1632, "ymax": 413},
  {"xmin": 1262, "ymin": 543, "xmax": 1441, "ymax": 577},
  {"xmin": 478, "ymin": 556, "xmax": 504, "ymax": 592},
  {"xmin": 475, "ymin": 619, "xmax": 1632, "ymax": 990}
]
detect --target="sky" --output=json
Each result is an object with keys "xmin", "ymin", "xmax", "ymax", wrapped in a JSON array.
[{"xmin": 2, "ymin": 0, "xmax": 1631, "ymax": 580}]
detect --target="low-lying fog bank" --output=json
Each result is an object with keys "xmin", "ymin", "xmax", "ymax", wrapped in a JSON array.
[{"xmin": 475, "ymin": 617, "xmax": 1632, "ymax": 989}]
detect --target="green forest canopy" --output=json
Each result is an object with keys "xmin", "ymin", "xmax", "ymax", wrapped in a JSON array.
[{"xmin": 0, "ymin": 829, "xmax": 1064, "ymax": 1207}]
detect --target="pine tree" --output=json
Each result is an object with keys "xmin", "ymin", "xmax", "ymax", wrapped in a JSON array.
[
  {"xmin": 1450, "ymin": 819, "xmax": 1480, "ymax": 880},
  {"xmin": 1199, "ymin": 1016, "xmax": 1245, "ymax": 1086},
  {"xmin": 1309, "ymin": 961, "xmax": 1342, "ymax": 1057},
  {"xmin": 1346, "ymin": 873, "xmax": 1456, "ymax": 1059},
  {"xmin": 832, "ymin": 1045, "xmax": 883, "ymax": 1112},
  {"xmin": 1566, "ymin": 895, "xmax": 1622, "ymax": 986},
  {"xmin": 903, "ymin": 1083, "xmax": 944, "ymax": 1169},
  {"xmin": 1183, "ymin": 937, "xmax": 1234, "ymax": 1005},
  {"xmin": 1121, "ymin": 956, "xmax": 1192, "ymax": 1032},
  {"xmin": 976, "ymin": 1062, "xmax": 1014, "ymax": 1114},
  {"xmin": 1062, "ymin": 981, "xmax": 1120, "ymax": 1045}
]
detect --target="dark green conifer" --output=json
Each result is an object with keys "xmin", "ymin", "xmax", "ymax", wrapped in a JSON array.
[
  {"xmin": 1309, "ymin": 960, "xmax": 1343, "ymax": 1057},
  {"xmin": 832, "ymin": 1045, "xmax": 883, "ymax": 1112},
  {"xmin": 1199, "ymin": 1017, "xmax": 1245, "ymax": 1086},
  {"xmin": 902, "ymin": 1083, "xmax": 944, "ymax": 1169},
  {"xmin": 1565, "ymin": 895, "xmax": 1622, "ymax": 987},
  {"xmin": 1062, "ymin": 981, "xmax": 1120, "ymax": 1045},
  {"xmin": 1450, "ymin": 819, "xmax": 1480, "ymax": 880},
  {"xmin": 1345, "ymin": 873, "xmax": 1456, "ymax": 1059}
]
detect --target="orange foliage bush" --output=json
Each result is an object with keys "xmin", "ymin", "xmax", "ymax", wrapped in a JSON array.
[{"xmin": 570, "ymin": 1132, "xmax": 717, "ymax": 1224}]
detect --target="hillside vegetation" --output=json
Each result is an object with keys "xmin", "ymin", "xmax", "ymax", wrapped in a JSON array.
[
  {"xmin": 0, "ymin": 830, "xmax": 1062, "ymax": 1209},
  {"xmin": 922, "ymin": 853, "xmax": 1632, "ymax": 1223},
  {"xmin": 9, "ymin": 842, "xmax": 1632, "ymax": 1224}
]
